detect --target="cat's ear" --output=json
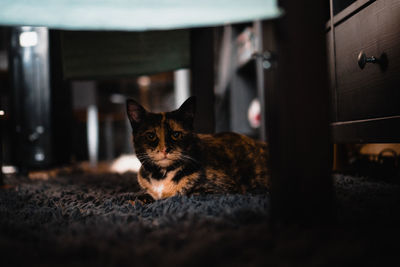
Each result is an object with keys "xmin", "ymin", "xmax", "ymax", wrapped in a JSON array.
[
  {"xmin": 177, "ymin": 96, "xmax": 196, "ymax": 122},
  {"xmin": 126, "ymin": 99, "xmax": 147, "ymax": 131}
]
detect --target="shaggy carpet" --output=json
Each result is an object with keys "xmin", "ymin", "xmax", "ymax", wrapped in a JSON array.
[{"xmin": 0, "ymin": 172, "xmax": 399, "ymax": 266}]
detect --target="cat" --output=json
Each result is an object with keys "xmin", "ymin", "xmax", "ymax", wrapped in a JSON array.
[{"xmin": 126, "ymin": 96, "xmax": 269, "ymax": 200}]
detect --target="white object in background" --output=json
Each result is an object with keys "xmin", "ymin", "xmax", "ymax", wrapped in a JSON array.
[
  {"xmin": 110, "ymin": 154, "xmax": 141, "ymax": 173},
  {"xmin": 19, "ymin": 31, "xmax": 38, "ymax": 47},
  {"xmin": 174, "ymin": 69, "xmax": 190, "ymax": 108},
  {"xmin": 248, "ymin": 98, "xmax": 261, "ymax": 129},
  {"xmin": 137, "ymin": 76, "xmax": 151, "ymax": 87},
  {"xmin": 2, "ymin": 165, "xmax": 17, "ymax": 174},
  {"xmin": 87, "ymin": 105, "xmax": 99, "ymax": 168}
]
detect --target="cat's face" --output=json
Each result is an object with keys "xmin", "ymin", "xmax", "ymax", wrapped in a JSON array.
[{"xmin": 126, "ymin": 97, "xmax": 196, "ymax": 168}]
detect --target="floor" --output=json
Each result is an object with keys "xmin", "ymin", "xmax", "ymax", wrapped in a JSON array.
[{"xmin": 0, "ymin": 170, "xmax": 399, "ymax": 266}]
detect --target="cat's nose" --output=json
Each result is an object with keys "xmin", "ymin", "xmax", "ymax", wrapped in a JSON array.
[{"xmin": 161, "ymin": 148, "xmax": 167, "ymax": 157}]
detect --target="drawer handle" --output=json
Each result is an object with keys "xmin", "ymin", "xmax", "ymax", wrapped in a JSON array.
[
  {"xmin": 357, "ymin": 51, "xmax": 388, "ymax": 71},
  {"xmin": 357, "ymin": 51, "xmax": 377, "ymax": 69}
]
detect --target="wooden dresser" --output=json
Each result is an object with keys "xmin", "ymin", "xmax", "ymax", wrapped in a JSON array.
[{"xmin": 327, "ymin": 0, "xmax": 400, "ymax": 142}]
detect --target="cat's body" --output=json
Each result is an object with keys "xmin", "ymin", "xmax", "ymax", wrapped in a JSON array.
[{"xmin": 127, "ymin": 97, "xmax": 269, "ymax": 200}]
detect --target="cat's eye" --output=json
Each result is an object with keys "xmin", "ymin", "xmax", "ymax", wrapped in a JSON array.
[
  {"xmin": 146, "ymin": 132, "xmax": 156, "ymax": 140},
  {"xmin": 171, "ymin": 131, "xmax": 182, "ymax": 140}
]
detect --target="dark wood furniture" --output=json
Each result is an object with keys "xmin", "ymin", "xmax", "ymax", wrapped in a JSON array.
[
  {"xmin": 265, "ymin": 0, "xmax": 333, "ymax": 225},
  {"xmin": 327, "ymin": 0, "xmax": 400, "ymax": 142}
]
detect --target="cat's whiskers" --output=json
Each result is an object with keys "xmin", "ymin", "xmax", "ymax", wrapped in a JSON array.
[
  {"xmin": 136, "ymin": 155, "xmax": 149, "ymax": 162},
  {"xmin": 136, "ymin": 153, "xmax": 153, "ymax": 165},
  {"xmin": 136, "ymin": 152, "xmax": 148, "ymax": 158},
  {"xmin": 180, "ymin": 154, "xmax": 200, "ymax": 166}
]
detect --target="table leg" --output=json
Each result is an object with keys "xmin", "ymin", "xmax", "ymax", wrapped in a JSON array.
[{"xmin": 266, "ymin": 0, "xmax": 334, "ymax": 225}]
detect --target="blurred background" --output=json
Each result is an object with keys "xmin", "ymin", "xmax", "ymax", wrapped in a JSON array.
[
  {"xmin": 0, "ymin": 23, "xmax": 268, "ymax": 176},
  {"xmin": 0, "ymin": 14, "xmax": 399, "ymax": 182}
]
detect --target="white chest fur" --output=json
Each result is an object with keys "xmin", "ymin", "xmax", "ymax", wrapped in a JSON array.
[{"xmin": 138, "ymin": 168, "xmax": 181, "ymax": 200}]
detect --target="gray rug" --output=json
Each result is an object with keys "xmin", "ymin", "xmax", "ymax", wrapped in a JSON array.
[{"xmin": 0, "ymin": 172, "xmax": 399, "ymax": 266}]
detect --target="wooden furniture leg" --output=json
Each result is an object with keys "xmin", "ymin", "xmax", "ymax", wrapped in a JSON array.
[{"xmin": 266, "ymin": 0, "xmax": 334, "ymax": 225}]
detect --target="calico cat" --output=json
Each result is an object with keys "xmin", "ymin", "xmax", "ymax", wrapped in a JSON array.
[{"xmin": 126, "ymin": 96, "xmax": 269, "ymax": 200}]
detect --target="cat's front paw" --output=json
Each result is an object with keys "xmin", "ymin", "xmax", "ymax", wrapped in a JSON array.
[{"xmin": 129, "ymin": 190, "xmax": 155, "ymax": 205}]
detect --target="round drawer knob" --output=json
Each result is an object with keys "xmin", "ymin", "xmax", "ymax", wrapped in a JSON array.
[{"xmin": 357, "ymin": 51, "xmax": 377, "ymax": 69}]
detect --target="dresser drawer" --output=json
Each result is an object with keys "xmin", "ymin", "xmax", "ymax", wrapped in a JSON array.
[{"xmin": 334, "ymin": 0, "xmax": 400, "ymax": 122}]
